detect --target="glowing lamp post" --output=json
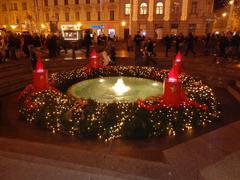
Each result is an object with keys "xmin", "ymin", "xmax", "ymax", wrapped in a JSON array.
[
  {"xmin": 32, "ymin": 57, "xmax": 49, "ymax": 90},
  {"xmin": 163, "ymin": 53, "xmax": 183, "ymax": 106}
]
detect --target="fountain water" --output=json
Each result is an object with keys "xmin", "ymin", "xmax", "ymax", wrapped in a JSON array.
[{"xmin": 112, "ymin": 78, "xmax": 130, "ymax": 95}]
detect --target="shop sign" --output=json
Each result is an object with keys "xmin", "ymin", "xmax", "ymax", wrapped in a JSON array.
[{"xmin": 90, "ymin": 24, "xmax": 113, "ymax": 29}]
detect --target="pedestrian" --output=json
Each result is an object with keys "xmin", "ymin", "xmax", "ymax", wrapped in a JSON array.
[
  {"xmin": 175, "ymin": 33, "xmax": 184, "ymax": 54},
  {"xmin": 127, "ymin": 35, "xmax": 133, "ymax": 51},
  {"xmin": 145, "ymin": 38, "xmax": 158, "ymax": 66},
  {"xmin": 106, "ymin": 39, "xmax": 116, "ymax": 64},
  {"xmin": 134, "ymin": 31, "xmax": 143, "ymax": 55},
  {"xmin": 184, "ymin": 32, "xmax": 196, "ymax": 56},
  {"xmin": 84, "ymin": 30, "xmax": 92, "ymax": 57},
  {"xmin": 164, "ymin": 35, "xmax": 171, "ymax": 57}
]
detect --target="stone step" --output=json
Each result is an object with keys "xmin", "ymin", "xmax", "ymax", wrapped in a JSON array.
[
  {"xmin": 0, "ymin": 81, "xmax": 29, "ymax": 97},
  {"xmin": 227, "ymin": 84, "xmax": 240, "ymax": 103},
  {"xmin": 0, "ymin": 150, "xmax": 151, "ymax": 180},
  {"xmin": 0, "ymin": 74, "xmax": 32, "ymax": 89},
  {"xmin": 0, "ymin": 137, "xmax": 177, "ymax": 180},
  {"xmin": 236, "ymin": 80, "xmax": 240, "ymax": 89},
  {"xmin": 0, "ymin": 68, "xmax": 31, "ymax": 79}
]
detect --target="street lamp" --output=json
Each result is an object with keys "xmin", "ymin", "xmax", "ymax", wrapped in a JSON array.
[
  {"xmin": 41, "ymin": 24, "xmax": 46, "ymax": 29},
  {"xmin": 222, "ymin": 12, "xmax": 227, "ymax": 17},
  {"xmin": 121, "ymin": 21, "xmax": 126, "ymax": 40},
  {"xmin": 121, "ymin": 21, "xmax": 126, "ymax": 27},
  {"xmin": 227, "ymin": 0, "xmax": 235, "ymax": 31}
]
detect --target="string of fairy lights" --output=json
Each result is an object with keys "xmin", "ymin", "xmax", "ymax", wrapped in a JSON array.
[{"xmin": 18, "ymin": 66, "xmax": 221, "ymax": 141}]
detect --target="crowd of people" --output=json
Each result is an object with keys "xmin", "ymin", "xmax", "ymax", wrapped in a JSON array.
[
  {"xmin": 0, "ymin": 31, "xmax": 68, "ymax": 66},
  {"xmin": 1, "ymin": 30, "xmax": 240, "ymax": 67},
  {"xmin": 131, "ymin": 31, "xmax": 240, "ymax": 65}
]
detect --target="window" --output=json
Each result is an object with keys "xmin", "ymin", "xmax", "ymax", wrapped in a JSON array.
[
  {"xmin": 44, "ymin": 0, "xmax": 48, "ymax": 6},
  {"xmin": 86, "ymin": 12, "xmax": 91, "ymax": 21},
  {"xmin": 110, "ymin": 0, "xmax": 114, "ymax": 2},
  {"xmin": 140, "ymin": 2, "xmax": 147, "ymax": 15},
  {"xmin": 75, "ymin": 12, "xmax": 80, "ymax": 20},
  {"xmin": 55, "ymin": 13, "xmax": 59, "ymax": 21},
  {"xmin": 46, "ymin": 13, "xmax": 49, "ymax": 21},
  {"xmin": 13, "ymin": 3, "xmax": 18, "ymax": 10},
  {"xmin": 97, "ymin": 0, "xmax": 100, "ymax": 3},
  {"xmin": 156, "ymin": 2, "xmax": 163, "ymax": 14},
  {"xmin": 171, "ymin": 23, "xmax": 178, "ymax": 29},
  {"xmin": 125, "ymin": 4, "xmax": 131, "ymax": 15},
  {"xmin": 75, "ymin": 0, "xmax": 79, "ymax": 4},
  {"xmin": 16, "ymin": 17, "xmax": 19, "ymax": 24},
  {"xmin": 110, "ymin": 10, "xmax": 114, "ymax": 20},
  {"xmin": 2, "ymin": 3, "xmax": 7, "ymax": 11},
  {"xmin": 98, "ymin": 11, "xmax": 101, "ymax": 21},
  {"xmin": 191, "ymin": 2, "xmax": 197, "ymax": 14},
  {"xmin": 22, "ymin": 2, "xmax": 27, "ymax": 10},
  {"xmin": 188, "ymin": 24, "xmax": 196, "ymax": 33},
  {"xmin": 4, "ymin": 16, "xmax": 8, "ymax": 24},
  {"xmin": 64, "ymin": 0, "xmax": 68, "ymax": 5},
  {"xmin": 54, "ymin": 0, "xmax": 58, "ymax": 6},
  {"xmin": 172, "ymin": 2, "xmax": 180, "ymax": 14},
  {"xmin": 65, "ymin": 13, "xmax": 69, "ymax": 21},
  {"xmin": 86, "ymin": 0, "xmax": 90, "ymax": 4}
]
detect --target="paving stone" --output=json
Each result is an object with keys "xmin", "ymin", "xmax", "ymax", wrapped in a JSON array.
[{"xmin": 200, "ymin": 150, "xmax": 240, "ymax": 180}]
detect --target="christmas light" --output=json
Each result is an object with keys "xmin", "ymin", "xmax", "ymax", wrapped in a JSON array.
[{"xmin": 18, "ymin": 66, "xmax": 221, "ymax": 141}]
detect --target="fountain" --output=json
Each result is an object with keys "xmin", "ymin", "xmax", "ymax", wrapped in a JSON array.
[
  {"xmin": 112, "ymin": 78, "xmax": 130, "ymax": 95},
  {"xmin": 68, "ymin": 77, "xmax": 163, "ymax": 103}
]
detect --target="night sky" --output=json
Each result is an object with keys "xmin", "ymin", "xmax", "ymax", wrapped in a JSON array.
[{"xmin": 214, "ymin": 0, "xmax": 230, "ymax": 10}]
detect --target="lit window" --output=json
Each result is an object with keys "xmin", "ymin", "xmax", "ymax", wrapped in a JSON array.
[
  {"xmin": 55, "ymin": 13, "xmax": 59, "ymax": 21},
  {"xmin": 22, "ymin": 2, "xmax": 27, "ymax": 10},
  {"xmin": 140, "ymin": 2, "xmax": 148, "ymax": 15},
  {"xmin": 75, "ymin": 12, "xmax": 80, "ymax": 20},
  {"xmin": 54, "ymin": 0, "xmax": 58, "ymax": 6},
  {"xmin": 125, "ymin": 4, "xmax": 131, "ymax": 15},
  {"xmin": 13, "ymin": 3, "xmax": 18, "ymax": 10},
  {"xmin": 44, "ymin": 0, "xmax": 48, "ymax": 6},
  {"xmin": 191, "ymin": 2, "xmax": 197, "ymax": 14},
  {"xmin": 172, "ymin": 2, "xmax": 180, "ymax": 14},
  {"xmin": 87, "ymin": 12, "xmax": 91, "ymax": 21},
  {"xmin": 110, "ymin": 10, "xmax": 114, "ymax": 20},
  {"xmin": 65, "ymin": 13, "xmax": 69, "ymax": 21},
  {"xmin": 46, "ymin": 13, "xmax": 49, "ymax": 22},
  {"xmin": 2, "ymin": 3, "xmax": 7, "ymax": 11},
  {"xmin": 98, "ymin": 11, "xmax": 101, "ymax": 21},
  {"xmin": 156, "ymin": 2, "xmax": 163, "ymax": 15}
]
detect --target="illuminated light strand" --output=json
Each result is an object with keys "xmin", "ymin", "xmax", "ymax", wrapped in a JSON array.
[{"xmin": 18, "ymin": 66, "xmax": 221, "ymax": 141}]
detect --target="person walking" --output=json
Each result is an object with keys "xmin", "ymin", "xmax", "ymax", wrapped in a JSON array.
[
  {"xmin": 184, "ymin": 32, "xmax": 196, "ymax": 56},
  {"xmin": 84, "ymin": 30, "xmax": 92, "ymax": 57},
  {"xmin": 164, "ymin": 35, "xmax": 171, "ymax": 57},
  {"xmin": 145, "ymin": 38, "xmax": 158, "ymax": 66},
  {"xmin": 134, "ymin": 31, "xmax": 143, "ymax": 66}
]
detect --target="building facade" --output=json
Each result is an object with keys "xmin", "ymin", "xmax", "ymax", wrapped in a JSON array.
[
  {"xmin": 213, "ymin": 0, "xmax": 240, "ymax": 32},
  {"xmin": 0, "ymin": 0, "xmax": 215, "ymax": 38}
]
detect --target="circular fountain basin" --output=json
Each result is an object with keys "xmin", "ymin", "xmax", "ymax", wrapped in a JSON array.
[{"xmin": 68, "ymin": 77, "xmax": 163, "ymax": 103}]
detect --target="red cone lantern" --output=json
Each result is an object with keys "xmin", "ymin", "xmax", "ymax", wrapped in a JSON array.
[
  {"xmin": 32, "ymin": 57, "xmax": 49, "ymax": 90},
  {"xmin": 89, "ymin": 49, "xmax": 102, "ymax": 69}
]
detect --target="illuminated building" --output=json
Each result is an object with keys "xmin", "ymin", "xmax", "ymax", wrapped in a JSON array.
[
  {"xmin": 0, "ymin": 0, "xmax": 215, "ymax": 38},
  {"xmin": 213, "ymin": 0, "xmax": 240, "ymax": 32}
]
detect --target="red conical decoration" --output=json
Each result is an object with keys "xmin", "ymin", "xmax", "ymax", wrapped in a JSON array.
[
  {"xmin": 36, "ymin": 57, "xmax": 44, "ymax": 72},
  {"xmin": 90, "ymin": 49, "xmax": 97, "ymax": 59},
  {"xmin": 89, "ymin": 49, "xmax": 102, "ymax": 69}
]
